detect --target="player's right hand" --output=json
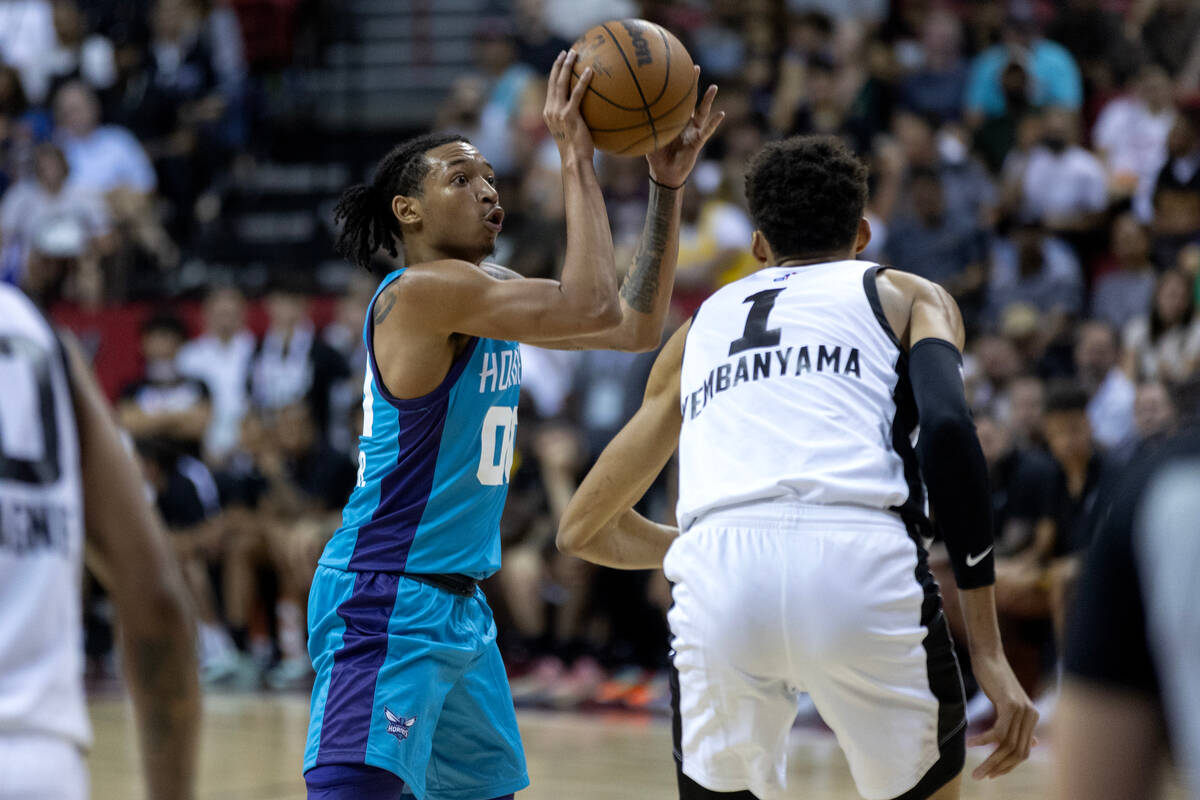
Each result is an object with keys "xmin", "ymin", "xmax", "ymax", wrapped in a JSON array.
[
  {"xmin": 544, "ymin": 49, "xmax": 595, "ymax": 163},
  {"xmin": 967, "ymin": 650, "xmax": 1039, "ymax": 780}
]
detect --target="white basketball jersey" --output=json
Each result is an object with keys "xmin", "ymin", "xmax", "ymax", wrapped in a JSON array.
[
  {"xmin": 0, "ymin": 284, "xmax": 89, "ymax": 747},
  {"xmin": 676, "ymin": 261, "xmax": 925, "ymax": 531}
]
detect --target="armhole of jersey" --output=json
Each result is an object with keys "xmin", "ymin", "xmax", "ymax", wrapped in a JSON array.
[
  {"xmin": 861, "ymin": 265, "xmax": 904, "ymax": 352},
  {"xmin": 364, "ymin": 272, "xmax": 480, "ymax": 410}
]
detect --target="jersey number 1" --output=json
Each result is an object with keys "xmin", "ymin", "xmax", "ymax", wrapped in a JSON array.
[
  {"xmin": 729, "ymin": 288, "xmax": 785, "ymax": 356},
  {"xmin": 477, "ymin": 405, "xmax": 518, "ymax": 486}
]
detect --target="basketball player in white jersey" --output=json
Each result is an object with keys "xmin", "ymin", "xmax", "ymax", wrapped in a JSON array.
[
  {"xmin": 0, "ymin": 282, "xmax": 198, "ymax": 799},
  {"xmin": 558, "ymin": 136, "xmax": 1037, "ymax": 800}
]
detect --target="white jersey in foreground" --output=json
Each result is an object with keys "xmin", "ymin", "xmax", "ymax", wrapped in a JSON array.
[
  {"xmin": 0, "ymin": 283, "xmax": 89, "ymax": 748},
  {"xmin": 677, "ymin": 260, "xmax": 922, "ymax": 531}
]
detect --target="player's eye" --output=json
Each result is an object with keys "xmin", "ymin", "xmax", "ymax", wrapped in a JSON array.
[
  {"xmin": 486, "ymin": 175, "xmax": 496, "ymax": 186},
  {"xmin": 453, "ymin": 174, "xmax": 468, "ymax": 185}
]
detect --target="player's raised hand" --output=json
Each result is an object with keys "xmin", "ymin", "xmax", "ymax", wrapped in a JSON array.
[
  {"xmin": 544, "ymin": 49, "xmax": 595, "ymax": 163},
  {"xmin": 646, "ymin": 68, "xmax": 725, "ymax": 188},
  {"xmin": 967, "ymin": 650, "xmax": 1039, "ymax": 780}
]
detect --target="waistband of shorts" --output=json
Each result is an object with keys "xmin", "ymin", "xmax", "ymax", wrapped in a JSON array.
[
  {"xmin": 688, "ymin": 499, "xmax": 905, "ymax": 531},
  {"xmin": 401, "ymin": 572, "xmax": 479, "ymax": 597}
]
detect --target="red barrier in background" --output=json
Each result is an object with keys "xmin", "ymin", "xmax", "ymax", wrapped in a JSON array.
[{"xmin": 52, "ymin": 296, "xmax": 338, "ymax": 401}]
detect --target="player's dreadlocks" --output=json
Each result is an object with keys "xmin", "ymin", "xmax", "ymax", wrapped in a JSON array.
[
  {"xmin": 333, "ymin": 132, "xmax": 469, "ymax": 273},
  {"xmin": 744, "ymin": 135, "xmax": 868, "ymax": 260}
]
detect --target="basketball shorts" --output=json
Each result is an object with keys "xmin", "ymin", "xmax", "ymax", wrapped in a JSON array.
[
  {"xmin": 0, "ymin": 733, "xmax": 88, "ymax": 799},
  {"xmin": 304, "ymin": 565, "xmax": 529, "ymax": 800},
  {"xmin": 664, "ymin": 502, "xmax": 966, "ymax": 800}
]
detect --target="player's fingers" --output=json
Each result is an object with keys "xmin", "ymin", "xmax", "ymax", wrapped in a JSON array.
[
  {"xmin": 558, "ymin": 49, "xmax": 577, "ymax": 98},
  {"xmin": 973, "ymin": 739, "xmax": 1015, "ymax": 780},
  {"xmin": 699, "ymin": 110, "xmax": 726, "ymax": 143},
  {"xmin": 545, "ymin": 51, "xmax": 565, "ymax": 113},
  {"xmin": 1016, "ymin": 705, "xmax": 1039, "ymax": 762},
  {"xmin": 695, "ymin": 81, "xmax": 718, "ymax": 122},
  {"xmin": 567, "ymin": 66, "xmax": 593, "ymax": 110}
]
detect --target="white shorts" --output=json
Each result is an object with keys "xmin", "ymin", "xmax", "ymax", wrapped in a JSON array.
[
  {"xmin": 663, "ymin": 503, "xmax": 965, "ymax": 800},
  {"xmin": 0, "ymin": 733, "xmax": 88, "ymax": 800}
]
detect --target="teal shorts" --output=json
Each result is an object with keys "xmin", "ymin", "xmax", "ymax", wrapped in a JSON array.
[{"xmin": 304, "ymin": 565, "xmax": 529, "ymax": 800}]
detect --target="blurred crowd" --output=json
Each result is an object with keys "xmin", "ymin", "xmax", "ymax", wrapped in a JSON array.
[{"xmin": 5, "ymin": 0, "xmax": 1200, "ymax": 711}]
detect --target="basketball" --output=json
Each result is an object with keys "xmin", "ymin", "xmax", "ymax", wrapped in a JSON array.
[{"xmin": 570, "ymin": 19, "xmax": 697, "ymax": 156}]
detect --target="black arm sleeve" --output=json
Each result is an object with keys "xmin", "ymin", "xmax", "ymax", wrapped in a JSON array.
[{"xmin": 908, "ymin": 338, "xmax": 995, "ymax": 589}]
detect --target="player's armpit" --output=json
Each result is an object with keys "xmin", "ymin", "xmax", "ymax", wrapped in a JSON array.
[
  {"xmin": 387, "ymin": 258, "xmax": 621, "ymax": 343},
  {"xmin": 557, "ymin": 320, "xmax": 690, "ymax": 567},
  {"xmin": 874, "ymin": 269, "xmax": 966, "ymax": 351}
]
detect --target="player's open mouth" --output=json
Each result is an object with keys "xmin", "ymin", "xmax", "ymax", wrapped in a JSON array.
[{"xmin": 483, "ymin": 207, "xmax": 504, "ymax": 233}]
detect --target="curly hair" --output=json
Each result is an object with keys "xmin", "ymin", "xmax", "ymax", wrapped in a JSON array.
[
  {"xmin": 744, "ymin": 135, "xmax": 868, "ymax": 260},
  {"xmin": 333, "ymin": 132, "xmax": 469, "ymax": 272}
]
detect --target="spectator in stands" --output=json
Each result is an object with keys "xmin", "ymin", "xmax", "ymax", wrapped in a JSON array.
[
  {"xmin": 1092, "ymin": 66, "xmax": 1176, "ymax": 221},
  {"xmin": 0, "ymin": 142, "xmax": 112, "ymax": 289},
  {"xmin": 973, "ymin": 59, "xmax": 1043, "ymax": 177},
  {"xmin": 1091, "ymin": 213, "xmax": 1157, "ymax": 332},
  {"xmin": 1045, "ymin": 0, "xmax": 1138, "ymax": 99},
  {"xmin": 1007, "ymin": 374, "xmax": 1047, "ymax": 449},
  {"xmin": 53, "ymin": 80, "xmax": 155, "ymax": 195},
  {"xmin": 247, "ymin": 281, "xmax": 351, "ymax": 445},
  {"xmin": 177, "ymin": 284, "xmax": 254, "ymax": 465},
  {"xmin": 769, "ymin": 11, "xmax": 835, "ymax": 134},
  {"xmin": 785, "ymin": 53, "xmax": 846, "ymax": 139},
  {"xmin": 53, "ymin": 79, "xmax": 177, "ymax": 272},
  {"xmin": 1139, "ymin": 0, "xmax": 1200, "ymax": 79},
  {"xmin": 118, "ymin": 311, "xmax": 212, "ymax": 459},
  {"xmin": 975, "ymin": 411, "xmax": 1059, "ymax": 557},
  {"xmin": 1151, "ymin": 107, "xmax": 1200, "ymax": 266},
  {"xmin": 1075, "ymin": 321, "xmax": 1136, "ymax": 451},
  {"xmin": 898, "ymin": 10, "xmax": 968, "ymax": 124},
  {"xmin": 0, "ymin": 0, "xmax": 57, "ymax": 103},
  {"xmin": 987, "ymin": 221, "xmax": 1084, "ymax": 324},
  {"xmin": 671, "ymin": 163, "xmax": 757, "ymax": 316},
  {"xmin": 0, "ymin": 65, "xmax": 32, "ymax": 197},
  {"xmin": 134, "ymin": 435, "xmax": 231, "ymax": 681},
  {"xmin": 885, "ymin": 166, "xmax": 987, "ymax": 308},
  {"xmin": 965, "ymin": 8, "xmax": 1082, "ymax": 124},
  {"xmin": 1109, "ymin": 380, "xmax": 1179, "ymax": 464},
  {"xmin": 1132, "ymin": 380, "xmax": 1179, "ymax": 442},
  {"xmin": 22, "ymin": 0, "xmax": 118, "ymax": 108},
  {"xmin": 112, "ymin": 0, "xmax": 228, "ymax": 238},
  {"xmin": 891, "ymin": 110, "xmax": 996, "ymax": 229},
  {"xmin": 1122, "ymin": 269, "xmax": 1200, "ymax": 383},
  {"xmin": 1007, "ymin": 108, "xmax": 1108, "ymax": 238},
  {"xmin": 468, "ymin": 19, "xmax": 536, "ymax": 178}
]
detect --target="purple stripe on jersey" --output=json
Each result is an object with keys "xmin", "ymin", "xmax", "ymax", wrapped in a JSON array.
[
  {"xmin": 348, "ymin": 398, "xmax": 451, "ymax": 572},
  {"xmin": 315, "ymin": 572, "xmax": 401, "ymax": 765},
  {"xmin": 348, "ymin": 331, "xmax": 479, "ymax": 572}
]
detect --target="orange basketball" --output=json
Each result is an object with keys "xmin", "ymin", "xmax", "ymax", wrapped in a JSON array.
[{"xmin": 570, "ymin": 19, "xmax": 697, "ymax": 156}]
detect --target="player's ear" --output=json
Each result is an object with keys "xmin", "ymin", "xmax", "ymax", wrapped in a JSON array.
[
  {"xmin": 750, "ymin": 230, "xmax": 772, "ymax": 264},
  {"xmin": 854, "ymin": 217, "xmax": 872, "ymax": 255},
  {"xmin": 393, "ymin": 194, "xmax": 422, "ymax": 227}
]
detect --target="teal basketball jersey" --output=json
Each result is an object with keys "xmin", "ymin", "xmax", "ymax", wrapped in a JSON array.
[{"xmin": 318, "ymin": 268, "xmax": 522, "ymax": 578}]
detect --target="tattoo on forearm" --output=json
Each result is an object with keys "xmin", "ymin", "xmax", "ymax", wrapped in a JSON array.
[
  {"xmin": 373, "ymin": 285, "xmax": 398, "ymax": 325},
  {"xmin": 620, "ymin": 181, "xmax": 678, "ymax": 313}
]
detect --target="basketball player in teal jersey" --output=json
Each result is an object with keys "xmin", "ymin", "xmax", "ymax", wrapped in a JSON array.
[{"xmin": 303, "ymin": 51, "xmax": 723, "ymax": 800}]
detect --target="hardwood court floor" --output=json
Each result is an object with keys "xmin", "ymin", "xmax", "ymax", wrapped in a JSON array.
[{"xmin": 87, "ymin": 693, "xmax": 1181, "ymax": 799}]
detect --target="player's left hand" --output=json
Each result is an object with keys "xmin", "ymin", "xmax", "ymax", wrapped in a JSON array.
[
  {"xmin": 645, "ymin": 68, "xmax": 724, "ymax": 189},
  {"xmin": 967, "ymin": 650, "xmax": 1039, "ymax": 780}
]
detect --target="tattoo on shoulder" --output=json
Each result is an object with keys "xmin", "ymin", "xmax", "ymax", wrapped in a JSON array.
[
  {"xmin": 373, "ymin": 285, "xmax": 399, "ymax": 326},
  {"xmin": 480, "ymin": 263, "xmax": 523, "ymax": 281},
  {"xmin": 621, "ymin": 180, "xmax": 678, "ymax": 314}
]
